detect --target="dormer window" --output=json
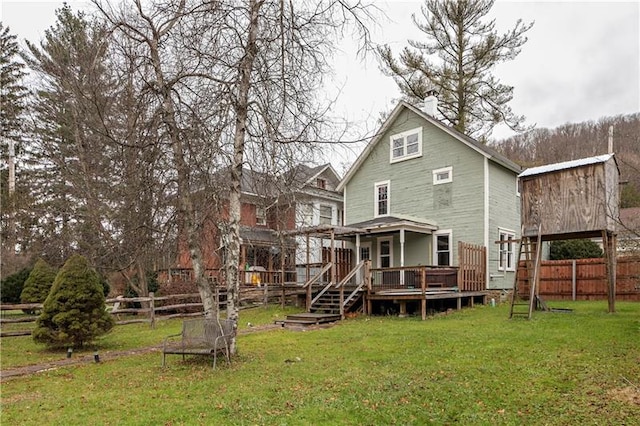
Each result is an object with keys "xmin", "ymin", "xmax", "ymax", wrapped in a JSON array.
[
  {"xmin": 316, "ymin": 178, "xmax": 326, "ymax": 189},
  {"xmin": 390, "ymin": 127, "xmax": 422, "ymax": 163}
]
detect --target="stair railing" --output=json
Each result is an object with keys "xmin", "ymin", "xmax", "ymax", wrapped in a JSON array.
[
  {"xmin": 303, "ymin": 262, "xmax": 332, "ymax": 312},
  {"xmin": 337, "ymin": 261, "xmax": 367, "ymax": 308},
  {"xmin": 301, "ymin": 262, "xmax": 332, "ymax": 289},
  {"xmin": 310, "ymin": 279, "xmax": 336, "ymax": 306}
]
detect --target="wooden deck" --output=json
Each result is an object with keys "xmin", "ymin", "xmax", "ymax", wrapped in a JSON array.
[
  {"xmin": 367, "ymin": 288, "xmax": 487, "ymax": 320},
  {"xmin": 276, "ymin": 312, "xmax": 342, "ymax": 327}
]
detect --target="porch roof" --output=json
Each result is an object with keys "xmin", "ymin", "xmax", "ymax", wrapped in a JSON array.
[
  {"xmin": 348, "ymin": 216, "xmax": 437, "ymax": 235},
  {"xmin": 240, "ymin": 226, "xmax": 295, "ymax": 247},
  {"xmin": 283, "ymin": 224, "xmax": 368, "ymax": 239}
]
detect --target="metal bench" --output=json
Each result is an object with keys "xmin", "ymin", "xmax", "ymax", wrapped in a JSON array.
[{"xmin": 162, "ymin": 318, "xmax": 235, "ymax": 369}]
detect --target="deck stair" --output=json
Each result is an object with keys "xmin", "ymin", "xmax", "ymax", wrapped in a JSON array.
[
  {"xmin": 510, "ymin": 224, "xmax": 548, "ymax": 319},
  {"xmin": 309, "ymin": 286, "xmax": 363, "ymax": 315},
  {"xmin": 278, "ymin": 261, "xmax": 366, "ymax": 327}
]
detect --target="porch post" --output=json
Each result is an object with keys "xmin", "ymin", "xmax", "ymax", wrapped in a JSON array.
[
  {"xmin": 331, "ymin": 229, "xmax": 343, "ymax": 319},
  {"xmin": 400, "ymin": 228, "xmax": 405, "ymax": 286},
  {"xmin": 306, "ymin": 232, "xmax": 312, "ymax": 312},
  {"xmin": 355, "ymin": 233, "xmax": 361, "ymax": 283},
  {"xmin": 306, "ymin": 233, "xmax": 310, "ymax": 283}
]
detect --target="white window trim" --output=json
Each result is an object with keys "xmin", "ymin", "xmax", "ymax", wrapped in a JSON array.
[
  {"xmin": 516, "ymin": 178, "xmax": 521, "ymax": 197},
  {"xmin": 374, "ymin": 180, "xmax": 390, "ymax": 217},
  {"xmin": 433, "ymin": 229, "xmax": 453, "ymax": 266},
  {"xmin": 377, "ymin": 237, "xmax": 393, "ymax": 269},
  {"xmin": 433, "ymin": 166, "xmax": 453, "ymax": 185},
  {"xmin": 498, "ymin": 228, "xmax": 516, "ymax": 272},
  {"xmin": 389, "ymin": 127, "xmax": 423, "ymax": 163}
]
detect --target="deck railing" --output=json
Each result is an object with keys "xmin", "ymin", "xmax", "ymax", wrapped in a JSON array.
[
  {"xmin": 160, "ymin": 268, "xmax": 298, "ymax": 287},
  {"xmin": 370, "ymin": 265, "xmax": 459, "ymax": 291}
]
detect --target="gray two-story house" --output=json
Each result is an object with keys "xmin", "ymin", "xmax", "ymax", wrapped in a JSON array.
[{"xmin": 338, "ymin": 100, "xmax": 521, "ymax": 290}]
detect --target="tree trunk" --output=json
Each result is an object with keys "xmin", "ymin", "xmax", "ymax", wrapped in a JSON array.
[{"xmin": 226, "ymin": 0, "xmax": 263, "ymax": 355}]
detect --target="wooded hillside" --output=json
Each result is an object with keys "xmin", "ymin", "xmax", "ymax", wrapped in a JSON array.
[{"xmin": 492, "ymin": 113, "xmax": 640, "ymax": 207}]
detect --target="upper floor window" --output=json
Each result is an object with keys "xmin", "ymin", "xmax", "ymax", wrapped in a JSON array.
[
  {"xmin": 498, "ymin": 228, "xmax": 516, "ymax": 271},
  {"xmin": 390, "ymin": 127, "xmax": 422, "ymax": 163},
  {"xmin": 374, "ymin": 180, "xmax": 390, "ymax": 217},
  {"xmin": 319, "ymin": 205, "xmax": 333, "ymax": 225},
  {"xmin": 316, "ymin": 178, "xmax": 326, "ymax": 189},
  {"xmin": 256, "ymin": 206, "xmax": 266, "ymax": 225},
  {"xmin": 433, "ymin": 166, "xmax": 453, "ymax": 185}
]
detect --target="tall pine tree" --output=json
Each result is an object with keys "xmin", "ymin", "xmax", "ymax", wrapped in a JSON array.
[
  {"xmin": 378, "ymin": 0, "xmax": 533, "ymax": 139},
  {"xmin": 0, "ymin": 23, "xmax": 28, "ymax": 263}
]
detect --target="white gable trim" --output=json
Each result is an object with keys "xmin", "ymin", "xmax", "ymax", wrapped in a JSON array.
[
  {"xmin": 337, "ymin": 101, "xmax": 520, "ymax": 191},
  {"xmin": 304, "ymin": 164, "xmax": 341, "ymax": 186}
]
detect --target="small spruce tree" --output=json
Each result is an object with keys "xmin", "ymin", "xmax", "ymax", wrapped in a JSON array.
[
  {"xmin": 33, "ymin": 255, "xmax": 114, "ymax": 348},
  {"xmin": 549, "ymin": 239, "xmax": 604, "ymax": 260},
  {"xmin": 20, "ymin": 259, "xmax": 57, "ymax": 304},
  {"xmin": 1, "ymin": 267, "xmax": 32, "ymax": 303}
]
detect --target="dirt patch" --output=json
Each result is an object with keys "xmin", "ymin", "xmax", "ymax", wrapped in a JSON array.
[{"xmin": 608, "ymin": 386, "xmax": 640, "ymax": 406}]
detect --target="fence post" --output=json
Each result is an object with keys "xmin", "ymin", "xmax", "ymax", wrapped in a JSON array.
[
  {"xmin": 149, "ymin": 292, "xmax": 155, "ymax": 329},
  {"xmin": 572, "ymin": 260, "xmax": 577, "ymax": 301}
]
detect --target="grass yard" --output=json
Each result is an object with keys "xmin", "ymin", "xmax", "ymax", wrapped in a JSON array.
[{"xmin": 1, "ymin": 301, "xmax": 639, "ymax": 425}]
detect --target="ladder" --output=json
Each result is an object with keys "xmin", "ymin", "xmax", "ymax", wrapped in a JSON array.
[{"xmin": 510, "ymin": 224, "xmax": 545, "ymax": 319}]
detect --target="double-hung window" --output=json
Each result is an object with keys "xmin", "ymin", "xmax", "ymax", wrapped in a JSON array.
[
  {"xmin": 498, "ymin": 229, "xmax": 516, "ymax": 271},
  {"xmin": 390, "ymin": 127, "xmax": 422, "ymax": 163},
  {"xmin": 256, "ymin": 206, "xmax": 266, "ymax": 225},
  {"xmin": 319, "ymin": 205, "xmax": 333, "ymax": 225},
  {"xmin": 374, "ymin": 180, "xmax": 390, "ymax": 217}
]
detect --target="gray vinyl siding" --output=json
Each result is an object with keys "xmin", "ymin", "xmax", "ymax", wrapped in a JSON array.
[
  {"xmin": 487, "ymin": 163, "xmax": 521, "ymax": 289},
  {"xmin": 404, "ymin": 232, "xmax": 429, "ymax": 266},
  {"xmin": 344, "ymin": 106, "xmax": 520, "ymax": 287},
  {"xmin": 345, "ymin": 108, "xmax": 487, "ymax": 266}
]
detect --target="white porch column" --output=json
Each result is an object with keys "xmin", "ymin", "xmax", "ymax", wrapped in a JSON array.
[
  {"xmin": 400, "ymin": 228, "xmax": 405, "ymax": 285},
  {"xmin": 356, "ymin": 233, "xmax": 362, "ymax": 283}
]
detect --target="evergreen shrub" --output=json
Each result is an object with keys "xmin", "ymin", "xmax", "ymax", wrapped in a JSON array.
[
  {"xmin": 33, "ymin": 254, "xmax": 114, "ymax": 348},
  {"xmin": 20, "ymin": 258, "xmax": 57, "ymax": 304}
]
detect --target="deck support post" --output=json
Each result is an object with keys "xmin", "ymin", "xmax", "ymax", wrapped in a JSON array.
[
  {"xmin": 400, "ymin": 229, "xmax": 405, "ymax": 285},
  {"xmin": 399, "ymin": 301, "xmax": 407, "ymax": 318},
  {"xmin": 306, "ymin": 233, "xmax": 312, "ymax": 312}
]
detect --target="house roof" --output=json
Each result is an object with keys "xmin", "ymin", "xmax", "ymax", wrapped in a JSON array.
[
  {"xmin": 337, "ymin": 101, "xmax": 521, "ymax": 191},
  {"xmin": 290, "ymin": 163, "xmax": 340, "ymax": 186},
  {"xmin": 519, "ymin": 154, "xmax": 616, "ymax": 178},
  {"xmin": 213, "ymin": 163, "xmax": 340, "ymax": 198}
]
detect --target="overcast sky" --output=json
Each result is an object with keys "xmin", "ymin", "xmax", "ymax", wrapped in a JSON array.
[{"xmin": 2, "ymin": 0, "xmax": 639, "ymax": 169}]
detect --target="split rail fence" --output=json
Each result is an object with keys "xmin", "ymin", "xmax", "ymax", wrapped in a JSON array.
[{"xmin": 0, "ymin": 285, "xmax": 305, "ymax": 337}]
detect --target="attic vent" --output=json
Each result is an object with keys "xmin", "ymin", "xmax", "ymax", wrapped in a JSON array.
[{"xmin": 316, "ymin": 178, "xmax": 326, "ymax": 189}]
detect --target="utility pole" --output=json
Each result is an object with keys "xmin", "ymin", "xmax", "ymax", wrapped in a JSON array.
[{"xmin": 8, "ymin": 137, "xmax": 15, "ymax": 194}]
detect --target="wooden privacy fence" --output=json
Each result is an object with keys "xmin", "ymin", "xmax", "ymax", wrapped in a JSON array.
[
  {"xmin": 458, "ymin": 241, "xmax": 486, "ymax": 292},
  {"xmin": 518, "ymin": 256, "xmax": 640, "ymax": 301}
]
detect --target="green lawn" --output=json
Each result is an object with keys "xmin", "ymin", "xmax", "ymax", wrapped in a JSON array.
[{"xmin": 1, "ymin": 302, "xmax": 639, "ymax": 425}]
